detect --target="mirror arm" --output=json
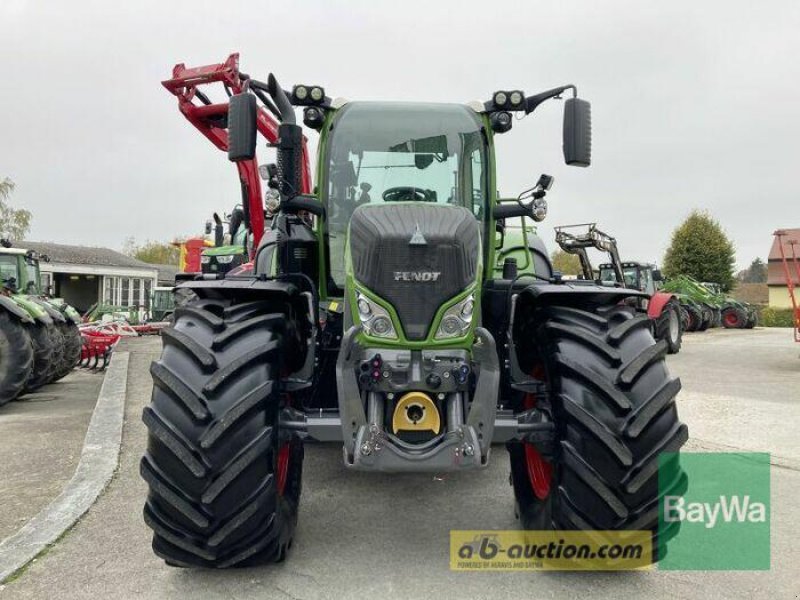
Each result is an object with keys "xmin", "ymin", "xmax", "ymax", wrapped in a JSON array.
[{"xmin": 524, "ymin": 84, "xmax": 577, "ymax": 114}]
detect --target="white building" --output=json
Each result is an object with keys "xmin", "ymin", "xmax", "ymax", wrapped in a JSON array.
[{"xmin": 21, "ymin": 241, "xmax": 161, "ymax": 314}]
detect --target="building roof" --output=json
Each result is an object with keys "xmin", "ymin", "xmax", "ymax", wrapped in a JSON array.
[
  {"xmin": 19, "ymin": 241, "xmax": 156, "ymax": 270},
  {"xmin": 769, "ymin": 229, "xmax": 800, "ymax": 261},
  {"xmin": 152, "ymin": 263, "xmax": 179, "ymax": 284},
  {"xmin": 767, "ymin": 229, "xmax": 800, "ymax": 285}
]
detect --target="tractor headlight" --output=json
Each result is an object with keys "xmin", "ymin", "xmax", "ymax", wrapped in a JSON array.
[
  {"xmin": 294, "ymin": 85, "xmax": 308, "ymax": 101},
  {"xmin": 310, "ymin": 86, "xmax": 324, "ymax": 102},
  {"xmin": 493, "ymin": 91, "xmax": 508, "ymax": 106},
  {"xmin": 356, "ymin": 293, "xmax": 397, "ymax": 339},
  {"xmin": 200, "ymin": 255, "xmax": 211, "ymax": 264},
  {"xmin": 435, "ymin": 293, "xmax": 475, "ymax": 339},
  {"xmin": 216, "ymin": 255, "xmax": 235, "ymax": 264}
]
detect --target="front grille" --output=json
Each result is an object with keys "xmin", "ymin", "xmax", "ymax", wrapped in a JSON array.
[{"xmin": 349, "ymin": 204, "xmax": 480, "ymax": 340}]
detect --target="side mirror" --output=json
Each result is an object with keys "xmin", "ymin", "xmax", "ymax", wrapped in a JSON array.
[
  {"xmin": 204, "ymin": 220, "xmax": 213, "ymax": 235},
  {"xmin": 227, "ymin": 93, "xmax": 258, "ymax": 162},
  {"xmin": 652, "ymin": 269, "xmax": 663, "ymax": 282},
  {"xmin": 563, "ymin": 97, "xmax": 591, "ymax": 167}
]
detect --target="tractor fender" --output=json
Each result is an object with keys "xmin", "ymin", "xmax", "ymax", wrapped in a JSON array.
[
  {"xmin": 511, "ymin": 281, "xmax": 648, "ymax": 339},
  {"xmin": 61, "ymin": 304, "xmax": 82, "ymax": 325},
  {"xmin": 0, "ymin": 295, "xmax": 36, "ymax": 324},
  {"xmin": 647, "ymin": 292, "xmax": 676, "ymax": 320},
  {"xmin": 28, "ymin": 297, "xmax": 67, "ymax": 323},
  {"xmin": 517, "ymin": 280, "xmax": 648, "ymax": 306},
  {"xmin": 4, "ymin": 295, "xmax": 53, "ymax": 325}
]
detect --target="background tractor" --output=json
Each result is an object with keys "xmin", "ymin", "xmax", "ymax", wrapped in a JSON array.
[
  {"xmin": 141, "ymin": 55, "xmax": 687, "ymax": 568},
  {"xmin": 0, "ymin": 242, "xmax": 82, "ymax": 405},
  {"xmin": 552, "ymin": 223, "xmax": 683, "ymax": 354},
  {"xmin": 661, "ymin": 275, "xmax": 755, "ymax": 330}
]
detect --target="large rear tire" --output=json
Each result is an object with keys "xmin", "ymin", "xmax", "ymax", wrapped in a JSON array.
[
  {"xmin": 509, "ymin": 304, "xmax": 688, "ymax": 561},
  {"xmin": 51, "ymin": 322, "xmax": 81, "ymax": 382},
  {"xmin": 141, "ymin": 298, "xmax": 304, "ymax": 568},
  {"xmin": 654, "ymin": 299, "xmax": 682, "ymax": 354},
  {"xmin": 23, "ymin": 322, "xmax": 56, "ymax": 392},
  {"xmin": 0, "ymin": 312, "xmax": 35, "ymax": 406},
  {"xmin": 684, "ymin": 304, "xmax": 702, "ymax": 332},
  {"xmin": 697, "ymin": 305, "xmax": 712, "ymax": 331}
]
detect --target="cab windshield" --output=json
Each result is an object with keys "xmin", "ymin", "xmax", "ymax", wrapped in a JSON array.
[
  {"xmin": 323, "ymin": 102, "xmax": 488, "ymax": 289},
  {"xmin": 24, "ymin": 258, "xmax": 40, "ymax": 295}
]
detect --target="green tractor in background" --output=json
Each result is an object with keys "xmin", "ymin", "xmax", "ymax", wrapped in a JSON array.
[
  {"xmin": 142, "ymin": 61, "xmax": 687, "ymax": 568},
  {"xmin": 701, "ymin": 281, "xmax": 757, "ymax": 329},
  {"xmin": 200, "ymin": 207, "xmax": 250, "ymax": 275},
  {"xmin": 662, "ymin": 276, "xmax": 755, "ymax": 331},
  {"xmin": 0, "ymin": 242, "xmax": 82, "ymax": 406}
]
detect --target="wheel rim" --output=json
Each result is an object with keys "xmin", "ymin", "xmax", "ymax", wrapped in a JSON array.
[
  {"xmin": 523, "ymin": 363, "xmax": 552, "ymax": 501},
  {"xmin": 668, "ymin": 308, "xmax": 680, "ymax": 343},
  {"xmin": 724, "ymin": 312, "xmax": 739, "ymax": 327},
  {"xmin": 276, "ymin": 443, "xmax": 290, "ymax": 496}
]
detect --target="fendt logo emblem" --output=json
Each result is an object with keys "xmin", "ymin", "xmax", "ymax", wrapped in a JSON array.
[{"xmin": 394, "ymin": 271, "xmax": 441, "ymax": 282}]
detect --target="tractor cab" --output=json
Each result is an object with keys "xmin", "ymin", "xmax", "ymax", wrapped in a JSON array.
[
  {"xmin": 0, "ymin": 248, "xmax": 43, "ymax": 295},
  {"xmin": 321, "ymin": 102, "xmax": 489, "ymax": 303},
  {"xmin": 599, "ymin": 261, "xmax": 661, "ymax": 296}
]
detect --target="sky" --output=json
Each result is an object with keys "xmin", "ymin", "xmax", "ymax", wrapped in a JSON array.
[{"xmin": 1, "ymin": 0, "xmax": 798, "ymax": 270}]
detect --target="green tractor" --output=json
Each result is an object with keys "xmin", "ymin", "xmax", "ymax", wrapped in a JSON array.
[
  {"xmin": 149, "ymin": 287, "xmax": 177, "ymax": 322},
  {"xmin": 200, "ymin": 208, "xmax": 250, "ymax": 275},
  {"xmin": 0, "ymin": 243, "xmax": 82, "ymax": 405},
  {"xmin": 142, "ymin": 64, "xmax": 688, "ymax": 567},
  {"xmin": 701, "ymin": 281, "xmax": 757, "ymax": 329}
]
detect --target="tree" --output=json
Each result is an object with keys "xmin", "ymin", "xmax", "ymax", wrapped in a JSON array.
[
  {"xmin": 551, "ymin": 249, "xmax": 583, "ymax": 276},
  {"xmin": 0, "ymin": 178, "xmax": 32, "ymax": 241},
  {"xmin": 123, "ymin": 237, "xmax": 181, "ymax": 265},
  {"xmin": 737, "ymin": 257, "xmax": 767, "ymax": 283},
  {"xmin": 662, "ymin": 210, "xmax": 736, "ymax": 291}
]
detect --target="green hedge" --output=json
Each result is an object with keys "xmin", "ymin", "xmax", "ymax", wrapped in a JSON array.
[{"xmin": 758, "ymin": 306, "xmax": 797, "ymax": 328}]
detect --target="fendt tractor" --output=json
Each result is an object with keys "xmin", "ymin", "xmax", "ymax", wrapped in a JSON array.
[
  {"xmin": 142, "ymin": 55, "xmax": 688, "ymax": 568},
  {"xmin": 0, "ymin": 242, "xmax": 82, "ymax": 406}
]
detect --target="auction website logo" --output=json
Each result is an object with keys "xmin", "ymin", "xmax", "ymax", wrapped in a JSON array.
[{"xmin": 450, "ymin": 530, "xmax": 652, "ymax": 571}]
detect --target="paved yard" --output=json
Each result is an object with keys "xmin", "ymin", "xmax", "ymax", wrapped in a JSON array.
[
  {"xmin": 1, "ymin": 329, "xmax": 798, "ymax": 599},
  {"xmin": 0, "ymin": 371, "xmax": 105, "ymax": 541}
]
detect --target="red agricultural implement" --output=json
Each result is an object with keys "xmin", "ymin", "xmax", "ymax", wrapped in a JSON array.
[
  {"xmin": 773, "ymin": 230, "xmax": 800, "ymax": 343},
  {"xmin": 162, "ymin": 53, "xmax": 312, "ymax": 256},
  {"xmin": 78, "ymin": 321, "xmax": 167, "ymax": 370}
]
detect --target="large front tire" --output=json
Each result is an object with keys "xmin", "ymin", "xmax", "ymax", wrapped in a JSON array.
[
  {"xmin": 141, "ymin": 299, "xmax": 304, "ymax": 568},
  {"xmin": 0, "ymin": 312, "xmax": 34, "ymax": 406},
  {"xmin": 510, "ymin": 304, "xmax": 688, "ymax": 560}
]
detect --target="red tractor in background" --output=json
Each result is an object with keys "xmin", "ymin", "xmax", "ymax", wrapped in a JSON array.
[{"xmin": 555, "ymin": 224, "xmax": 683, "ymax": 353}]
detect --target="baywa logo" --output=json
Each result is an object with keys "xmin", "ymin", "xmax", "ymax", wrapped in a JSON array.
[
  {"xmin": 658, "ymin": 452, "xmax": 771, "ymax": 570},
  {"xmin": 663, "ymin": 495, "xmax": 767, "ymax": 529}
]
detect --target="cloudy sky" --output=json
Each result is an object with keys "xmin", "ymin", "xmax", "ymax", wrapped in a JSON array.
[{"xmin": 1, "ymin": 0, "xmax": 798, "ymax": 269}]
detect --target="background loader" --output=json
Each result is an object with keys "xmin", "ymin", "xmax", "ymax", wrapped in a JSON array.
[{"xmin": 554, "ymin": 223, "xmax": 684, "ymax": 353}]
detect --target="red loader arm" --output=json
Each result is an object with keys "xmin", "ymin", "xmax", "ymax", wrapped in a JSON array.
[{"xmin": 162, "ymin": 53, "xmax": 312, "ymax": 253}]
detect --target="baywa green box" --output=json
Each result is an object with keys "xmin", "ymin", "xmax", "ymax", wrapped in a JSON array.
[{"xmin": 659, "ymin": 452, "xmax": 770, "ymax": 570}]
